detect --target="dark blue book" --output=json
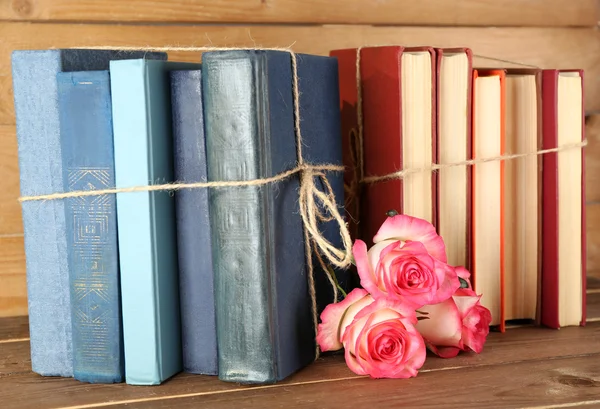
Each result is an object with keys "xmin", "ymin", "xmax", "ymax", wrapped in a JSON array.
[
  {"xmin": 11, "ymin": 49, "xmax": 166, "ymax": 377},
  {"xmin": 202, "ymin": 50, "xmax": 346, "ymax": 384},
  {"xmin": 170, "ymin": 69, "xmax": 217, "ymax": 375},
  {"xmin": 57, "ymin": 70, "xmax": 123, "ymax": 384}
]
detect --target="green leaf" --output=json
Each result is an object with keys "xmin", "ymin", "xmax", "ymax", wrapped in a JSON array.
[{"xmin": 459, "ymin": 277, "xmax": 469, "ymax": 289}]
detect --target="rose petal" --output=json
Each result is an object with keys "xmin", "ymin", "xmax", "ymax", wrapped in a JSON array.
[
  {"xmin": 344, "ymin": 347, "xmax": 368, "ymax": 376},
  {"xmin": 462, "ymin": 305, "xmax": 492, "ymax": 354},
  {"xmin": 353, "ymin": 297, "xmax": 418, "ymax": 325},
  {"xmin": 426, "ymin": 343, "xmax": 461, "ymax": 359},
  {"xmin": 316, "ymin": 288, "xmax": 369, "ymax": 352},
  {"xmin": 338, "ymin": 294, "xmax": 375, "ymax": 341},
  {"xmin": 429, "ymin": 262, "xmax": 461, "ymax": 305},
  {"xmin": 416, "ymin": 299, "xmax": 462, "ymax": 347},
  {"xmin": 354, "ymin": 240, "xmax": 386, "ymax": 299},
  {"xmin": 453, "ymin": 294, "xmax": 481, "ymax": 316},
  {"xmin": 373, "ymin": 215, "xmax": 447, "ymax": 263},
  {"xmin": 367, "ymin": 239, "xmax": 401, "ymax": 272}
]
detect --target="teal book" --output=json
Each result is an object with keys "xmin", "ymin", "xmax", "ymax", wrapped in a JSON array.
[
  {"xmin": 109, "ymin": 59, "xmax": 201, "ymax": 385},
  {"xmin": 57, "ymin": 70, "xmax": 124, "ymax": 384}
]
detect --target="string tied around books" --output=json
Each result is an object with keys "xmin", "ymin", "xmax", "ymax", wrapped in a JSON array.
[{"xmin": 17, "ymin": 44, "xmax": 588, "ymax": 360}]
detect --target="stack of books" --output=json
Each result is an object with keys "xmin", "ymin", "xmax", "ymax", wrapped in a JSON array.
[
  {"xmin": 11, "ymin": 45, "xmax": 586, "ymax": 386},
  {"xmin": 331, "ymin": 46, "xmax": 586, "ymax": 333},
  {"xmin": 12, "ymin": 48, "xmax": 349, "ymax": 386}
]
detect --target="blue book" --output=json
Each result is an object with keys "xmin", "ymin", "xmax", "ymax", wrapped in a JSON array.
[
  {"xmin": 11, "ymin": 49, "xmax": 166, "ymax": 377},
  {"xmin": 202, "ymin": 50, "xmax": 346, "ymax": 384},
  {"xmin": 110, "ymin": 59, "xmax": 201, "ymax": 385},
  {"xmin": 57, "ymin": 70, "xmax": 123, "ymax": 384},
  {"xmin": 170, "ymin": 70, "xmax": 217, "ymax": 375}
]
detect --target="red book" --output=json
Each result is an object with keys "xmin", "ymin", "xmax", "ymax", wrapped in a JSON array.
[
  {"xmin": 329, "ymin": 48, "xmax": 361, "ymax": 242},
  {"xmin": 331, "ymin": 46, "xmax": 437, "ymax": 245},
  {"xmin": 541, "ymin": 69, "xmax": 586, "ymax": 328}
]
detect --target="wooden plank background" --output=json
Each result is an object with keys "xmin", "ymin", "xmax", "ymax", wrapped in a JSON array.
[{"xmin": 0, "ymin": 0, "xmax": 599, "ymax": 317}]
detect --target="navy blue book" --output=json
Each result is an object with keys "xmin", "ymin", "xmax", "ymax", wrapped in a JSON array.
[
  {"xmin": 57, "ymin": 70, "xmax": 124, "ymax": 384},
  {"xmin": 170, "ymin": 69, "xmax": 217, "ymax": 375},
  {"xmin": 202, "ymin": 50, "xmax": 346, "ymax": 384},
  {"xmin": 11, "ymin": 49, "xmax": 166, "ymax": 377}
]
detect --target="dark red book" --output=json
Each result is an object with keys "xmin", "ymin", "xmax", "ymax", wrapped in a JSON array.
[
  {"xmin": 541, "ymin": 69, "xmax": 586, "ymax": 328},
  {"xmin": 329, "ymin": 48, "xmax": 361, "ymax": 242},
  {"xmin": 331, "ymin": 46, "xmax": 437, "ymax": 246}
]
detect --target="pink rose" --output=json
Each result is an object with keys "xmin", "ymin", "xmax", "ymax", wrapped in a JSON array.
[
  {"xmin": 341, "ymin": 299, "xmax": 426, "ymax": 378},
  {"xmin": 415, "ymin": 268, "xmax": 492, "ymax": 358},
  {"xmin": 372, "ymin": 214, "xmax": 447, "ymax": 263},
  {"xmin": 353, "ymin": 238, "xmax": 460, "ymax": 308}
]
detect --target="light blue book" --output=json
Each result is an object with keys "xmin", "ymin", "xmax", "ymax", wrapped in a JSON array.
[
  {"xmin": 57, "ymin": 70, "xmax": 124, "ymax": 384},
  {"xmin": 11, "ymin": 49, "xmax": 166, "ymax": 377},
  {"xmin": 110, "ymin": 59, "xmax": 201, "ymax": 385}
]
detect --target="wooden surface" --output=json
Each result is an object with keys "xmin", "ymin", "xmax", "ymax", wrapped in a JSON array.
[
  {"xmin": 0, "ymin": 1, "xmax": 599, "ymax": 317},
  {"xmin": 0, "ymin": 315, "xmax": 599, "ymax": 408},
  {"xmin": 1, "ymin": 0, "xmax": 597, "ymax": 26}
]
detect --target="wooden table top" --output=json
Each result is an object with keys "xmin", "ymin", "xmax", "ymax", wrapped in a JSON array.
[{"xmin": 1, "ymin": 279, "xmax": 599, "ymax": 408}]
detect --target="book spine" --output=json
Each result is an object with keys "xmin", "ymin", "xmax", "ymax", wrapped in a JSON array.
[
  {"xmin": 11, "ymin": 50, "xmax": 73, "ymax": 377},
  {"xmin": 170, "ymin": 70, "xmax": 218, "ymax": 375},
  {"xmin": 541, "ymin": 70, "xmax": 560, "ymax": 329},
  {"xmin": 57, "ymin": 71, "xmax": 123, "ymax": 383},
  {"xmin": 110, "ymin": 60, "xmax": 163, "ymax": 385},
  {"xmin": 202, "ymin": 52, "xmax": 276, "ymax": 384}
]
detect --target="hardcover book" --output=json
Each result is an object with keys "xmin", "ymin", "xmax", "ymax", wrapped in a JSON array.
[
  {"xmin": 202, "ymin": 50, "xmax": 345, "ymax": 384},
  {"xmin": 541, "ymin": 69, "xmax": 586, "ymax": 328},
  {"xmin": 11, "ymin": 49, "xmax": 166, "ymax": 377},
  {"xmin": 504, "ymin": 69, "xmax": 542, "ymax": 324},
  {"xmin": 170, "ymin": 69, "xmax": 218, "ymax": 375},
  {"xmin": 471, "ymin": 69, "xmax": 506, "ymax": 331},
  {"xmin": 436, "ymin": 48, "xmax": 472, "ymax": 270},
  {"xmin": 57, "ymin": 70, "xmax": 123, "ymax": 383},
  {"xmin": 330, "ymin": 46, "xmax": 437, "ymax": 246},
  {"xmin": 110, "ymin": 59, "xmax": 201, "ymax": 385}
]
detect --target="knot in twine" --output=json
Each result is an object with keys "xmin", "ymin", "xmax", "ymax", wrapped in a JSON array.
[{"xmin": 17, "ymin": 45, "xmax": 354, "ymax": 360}]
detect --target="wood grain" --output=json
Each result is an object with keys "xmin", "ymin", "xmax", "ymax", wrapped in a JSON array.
[
  {"xmin": 0, "ymin": 236, "xmax": 27, "ymax": 317},
  {"xmin": 0, "ymin": 124, "xmax": 21, "ymax": 235},
  {"xmin": 2, "ymin": 24, "xmax": 600, "ymax": 126},
  {"xmin": 0, "ymin": 0, "xmax": 597, "ymax": 27},
  {"xmin": 114, "ymin": 356, "xmax": 600, "ymax": 409},
  {"xmin": 0, "ymin": 322, "xmax": 599, "ymax": 409},
  {"xmin": 0, "ymin": 316, "xmax": 28, "ymax": 341},
  {"xmin": 587, "ymin": 205, "xmax": 600, "ymax": 273},
  {"xmin": 585, "ymin": 115, "xmax": 600, "ymax": 204},
  {"xmin": 588, "ymin": 292, "xmax": 600, "ymax": 322}
]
